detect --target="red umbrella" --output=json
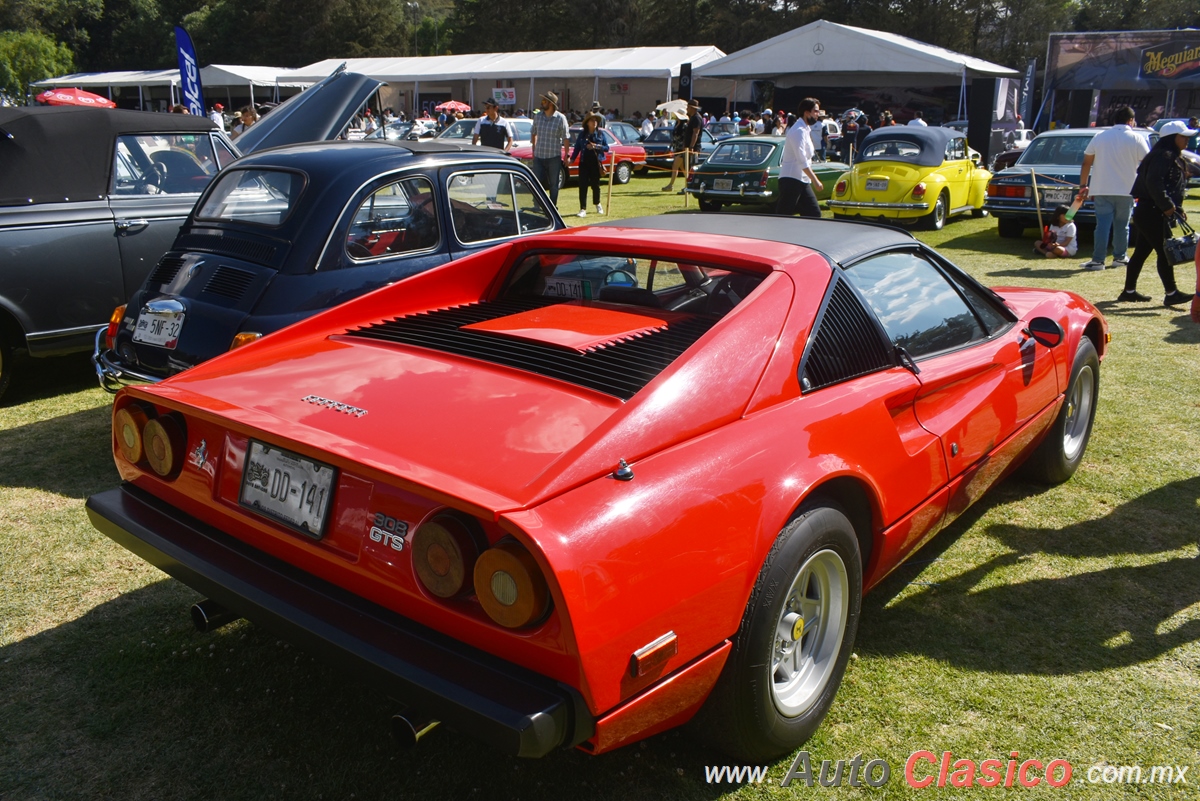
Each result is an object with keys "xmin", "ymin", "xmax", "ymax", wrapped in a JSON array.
[
  {"xmin": 434, "ymin": 100, "xmax": 472, "ymax": 113},
  {"xmin": 36, "ymin": 88, "xmax": 117, "ymax": 108}
]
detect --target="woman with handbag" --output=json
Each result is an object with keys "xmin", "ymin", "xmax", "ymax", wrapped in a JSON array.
[
  {"xmin": 1118, "ymin": 120, "xmax": 1197, "ymax": 307},
  {"xmin": 571, "ymin": 112, "xmax": 609, "ymax": 217}
]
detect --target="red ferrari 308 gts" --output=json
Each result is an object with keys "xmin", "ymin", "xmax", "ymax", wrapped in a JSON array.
[{"xmin": 87, "ymin": 214, "xmax": 1107, "ymax": 760}]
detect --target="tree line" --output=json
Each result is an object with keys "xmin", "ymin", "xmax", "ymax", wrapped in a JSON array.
[{"xmin": 2, "ymin": 0, "xmax": 1197, "ymax": 101}]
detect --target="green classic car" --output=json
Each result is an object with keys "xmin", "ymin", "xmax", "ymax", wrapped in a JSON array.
[{"xmin": 685, "ymin": 135, "xmax": 848, "ymax": 212}]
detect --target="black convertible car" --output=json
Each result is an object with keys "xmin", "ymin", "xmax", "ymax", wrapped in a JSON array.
[{"xmin": 94, "ymin": 141, "xmax": 564, "ymax": 389}]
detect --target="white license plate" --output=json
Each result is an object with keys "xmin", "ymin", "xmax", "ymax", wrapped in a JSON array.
[
  {"xmin": 132, "ymin": 310, "xmax": 185, "ymax": 349},
  {"xmin": 865, "ymin": 178, "xmax": 889, "ymax": 191},
  {"xmin": 713, "ymin": 178, "xmax": 733, "ymax": 191},
  {"xmin": 1042, "ymin": 189, "xmax": 1073, "ymax": 204},
  {"xmin": 240, "ymin": 441, "xmax": 336, "ymax": 539}
]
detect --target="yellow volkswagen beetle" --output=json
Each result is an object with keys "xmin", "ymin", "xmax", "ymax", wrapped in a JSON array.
[{"xmin": 828, "ymin": 126, "xmax": 991, "ymax": 230}]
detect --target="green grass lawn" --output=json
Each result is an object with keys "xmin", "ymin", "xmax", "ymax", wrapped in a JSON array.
[{"xmin": 1, "ymin": 176, "xmax": 1198, "ymax": 800}]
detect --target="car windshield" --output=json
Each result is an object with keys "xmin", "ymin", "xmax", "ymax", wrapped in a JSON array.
[
  {"xmin": 644, "ymin": 129, "xmax": 672, "ymax": 144},
  {"xmin": 438, "ymin": 119, "xmax": 475, "ymax": 140},
  {"xmin": 195, "ymin": 168, "xmax": 304, "ymax": 227},
  {"xmin": 368, "ymin": 121, "xmax": 414, "ymax": 140},
  {"xmin": 709, "ymin": 123, "xmax": 738, "ymax": 137},
  {"xmin": 707, "ymin": 140, "xmax": 775, "ymax": 166},
  {"xmin": 1017, "ymin": 135, "xmax": 1092, "ymax": 166},
  {"xmin": 860, "ymin": 140, "xmax": 923, "ymax": 160}
]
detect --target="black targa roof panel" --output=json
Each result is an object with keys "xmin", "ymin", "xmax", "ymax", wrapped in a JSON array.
[{"xmin": 0, "ymin": 106, "xmax": 215, "ymax": 206}]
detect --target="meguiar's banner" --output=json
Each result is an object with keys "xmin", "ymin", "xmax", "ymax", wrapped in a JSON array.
[{"xmin": 1047, "ymin": 31, "xmax": 1200, "ymax": 91}]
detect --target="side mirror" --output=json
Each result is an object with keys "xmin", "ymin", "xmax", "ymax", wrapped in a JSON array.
[{"xmin": 1025, "ymin": 317, "xmax": 1063, "ymax": 348}]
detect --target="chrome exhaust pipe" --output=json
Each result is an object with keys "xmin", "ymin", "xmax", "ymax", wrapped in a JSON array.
[
  {"xmin": 391, "ymin": 711, "xmax": 440, "ymax": 748},
  {"xmin": 190, "ymin": 599, "xmax": 240, "ymax": 632}
]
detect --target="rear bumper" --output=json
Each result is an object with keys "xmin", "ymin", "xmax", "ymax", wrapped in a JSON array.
[
  {"xmin": 86, "ymin": 484, "xmax": 594, "ymax": 757},
  {"xmin": 827, "ymin": 200, "xmax": 928, "ymax": 211},
  {"xmin": 92, "ymin": 329, "xmax": 163, "ymax": 393}
]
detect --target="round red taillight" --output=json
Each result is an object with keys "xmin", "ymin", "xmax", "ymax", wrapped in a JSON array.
[
  {"xmin": 835, "ymin": 179, "xmax": 847, "ymax": 195},
  {"xmin": 143, "ymin": 413, "xmax": 186, "ymax": 478},
  {"xmin": 474, "ymin": 540, "xmax": 550, "ymax": 629},
  {"xmin": 114, "ymin": 402, "xmax": 152, "ymax": 464},
  {"xmin": 411, "ymin": 513, "xmax": 485, "ymax": 598},
  {"xmin": 912, "ymin": 182, "xmax": 927, "ymax": 198}
]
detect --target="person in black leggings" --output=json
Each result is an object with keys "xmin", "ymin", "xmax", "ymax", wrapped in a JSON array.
[
  {"xmin": 1118, "ymin": 120, "xmax": 1196, "ymax": 307},
  {"xmin": 571, "ymin": 113, "xmax": 609, "ymax": 217}
]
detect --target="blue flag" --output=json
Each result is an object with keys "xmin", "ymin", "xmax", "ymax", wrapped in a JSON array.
[{"xmin": 174, "ymin": 26, "xmax": 205, "ymax": 115}]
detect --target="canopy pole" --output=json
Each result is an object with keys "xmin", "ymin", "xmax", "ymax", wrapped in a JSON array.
[
  {"xmin": 415, "ymin": 80, "xmax": 420, "ymax": 116},
  {"xmin": 593, "ymin": 75, "xmax": 599, "ymax": 105},
  {"xmin": 250, "ymin": 84, "xmax": 255, "ymax": 108},
  {"xmin": 666, "ymin": 74, "xmax": 672, "ymax": 102},
  {"xmin": 138, "ymin": 85, "xmax": 144, "ymax": 111},
  {"xmin": 957, "ymin": 68, "xmax": 966, "ymax": 121},
  {"xmin": 470, "ymin": 78, "xmax": 474, "ymax": 109},
  {"xmin": 529, "ymin": 78, "xmax": 534, "ymax": 112}
]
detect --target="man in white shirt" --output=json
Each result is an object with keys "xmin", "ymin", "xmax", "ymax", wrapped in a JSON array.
[
  {"xmin": 907, "ymin": 111, "xmax": 927, "ymax": 126},
  {"xmin": 208, "ymin": 103, "xmax": 225, "ymax": 129},
  {"xmin": 776, "ymin": 98, "xmax": 824, "ymax": 218},
  {"xmin": 641, "ymin": 112, "xmax": 655, "ymax": 139},
  {"xmin": 1078, "ymin": 106, "xmax": 1149, "ymax": 270}
]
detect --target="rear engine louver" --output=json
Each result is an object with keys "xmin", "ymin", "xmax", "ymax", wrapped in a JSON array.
[
  {"xmin": 176, "ymin": 233, "xmax": 277, "ymax": 265},
  {"xmin": 202, "ymin": 266, "xmax": 256, "ymax": 300},
  {"xmin": 147, "ymin": 256, "xmax": 184, "ymax": 287},
  {"xmin": 346, "ymin": 297, "xmax": 718, "ymax": 400},
  {"xmin": 801, "ymin": 278, "xmax": 896, "ymax": 391}
]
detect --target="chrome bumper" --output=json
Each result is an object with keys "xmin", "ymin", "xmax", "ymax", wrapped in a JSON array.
[
  {"xmin": 685, "ymin": 187, "xmax": 773, "ymax": 200},
  {"xmin": 92, "ymin": 328, "xmax": 162, "ymax": 393},
  {"xmin": 827, "ymin": 200, "xmax": 929, "ymax": 211}
]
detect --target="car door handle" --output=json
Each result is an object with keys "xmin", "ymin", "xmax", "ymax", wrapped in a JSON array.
[{"xmin": 115, "ymin": 218, "xmax": 149, "ymax": 232}]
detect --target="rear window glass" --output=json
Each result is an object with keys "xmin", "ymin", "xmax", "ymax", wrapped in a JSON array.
[
  {"xmin": 860, "ymin": 140, "xmax": 922, "ymax": 160},
  {"xmin": 195, "ymin": 169, "xmax": 304, "ymax": 227},
  {"xmin": 1017, "ymin": 135, "xmax": 1092, "ymax": 166},
  {"xmin": 447, "ymin": 171, "xmax": 554, "ymax": 244},
  {"xmin": 707, "ymin": 141, "xmax": 775, "ymax": 166}
]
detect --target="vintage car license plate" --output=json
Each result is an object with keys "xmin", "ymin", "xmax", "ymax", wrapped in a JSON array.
[
  {"xmin": 239, "ymin": 440, "xmax": 336, "ymax": 539},
  {"xmin": 132, "ymin": 310, "xmax": 185, "ymax": 349},
  {"xmin": 1042, "ymin": 188, "xmax": 1074, "ymax": 204},
  {"xmin": 865, "ymin": 178, "xmax": 889, "ymax": 192},
  {"xmin": 543, "ymin": 276, "xmax": 593, "ymax": 300},
  {"xmin": 713, "ymin": 178, "xmax": 733, "ymax": 191}
]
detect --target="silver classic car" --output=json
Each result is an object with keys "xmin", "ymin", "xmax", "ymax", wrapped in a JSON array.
[{"xmin": 0, "ymin": 67, "xmax": 380, "ymax": 399}]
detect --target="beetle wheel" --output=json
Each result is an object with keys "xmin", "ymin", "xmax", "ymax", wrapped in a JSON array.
[
  {"xmin": 692, "ymin": 505, "xmax": 862, "ymax": 760},
  {"xmin": 924, "ymin": 191, "xmax": 948, "ymax": 230}
]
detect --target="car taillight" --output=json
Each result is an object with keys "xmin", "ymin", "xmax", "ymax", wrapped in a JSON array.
[
  {"xmin": 411, "ymin": 513, "xmax": 486, "ymax": 598},
  {"xmin": 758, "ymin": 172, "xmax": 769, "ymax": 188},
  {"xmin": 114, "ymin": 401, "xmax": 152, "ymax": 464},
  {"xmin": 230, "ymin": 332, "xmax": 262, "ymax": 350},
  {"xmin": 474, "ymin": 539, "xmax": 550, "ymax": 629},
  {"xmin": 835, "ymin": 179, "xmax": 847, "ymax": 195},
  {"xmin": 143, "ymin": 413, "xmax": 186, "ymax": 479},
  {"xmin": 987, "ymin": 183, "xmax": 1029, "ymax": 198},
  {"xmin": 912, "ymin": 182, "xmax": 927, "ymax": 199},
  {"xmin": 105, "ymin": 305, "xmax": 126, "ymax": 351}
]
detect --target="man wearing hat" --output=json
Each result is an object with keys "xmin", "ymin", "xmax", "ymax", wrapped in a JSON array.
[
  {"xmin": 472, "ymin": 98, "xmax": 513, "ymax": 152},
  {"xmin": 589, "ymin": 100, "xmax": 607, "ymax": 128},
  {"xmin": 209, "ymin": 103, "xmax": 225, "ymax": 129},
  {"xmin": 662, "ymin": 100, "xmax": 703, "ymax": 193},
  {"xmin": 530, "ymin": 91, "xmax": 571, "ymax": 204}
]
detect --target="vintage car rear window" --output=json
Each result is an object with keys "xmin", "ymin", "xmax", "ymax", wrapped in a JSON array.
[
  {"xmin": 346, "ymin": 176, "xmax": 439, "ymax": 259},
  {"xmin": 111, "ymin": 134, "xmax": 221, "ymax": 195},
  {"xmin": 859, "ymin": 140, "xmax": 922, "ymax": 160},
  {"xmin": 707, "ymin": 141, "xmax": 775, "ymax": 166},
  {"xmin": 196, "ymin": 168, "xmax": 304, "ymax": 227},
  {"xmin": 447, "ymin": 171, "xmax": 555, "ymax": 244},
  {"xmin": 1016, "ymin": 135, "xmax": 1092, "ymax": 166}
]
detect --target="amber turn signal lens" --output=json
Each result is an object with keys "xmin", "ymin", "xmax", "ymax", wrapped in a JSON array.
[
  {"xmin": 143, "ymin": 413, "xmax": 186, "ymax": 478},
  {"xmin": 114, "ymin": 402, "xmax": 151, "ymax": 464},
  {"xmin": 411, "ymin": 514, "xmax": 484, "ymax": 598},
  {"xmin": 474, "ymin": 540, "xmax": 550, "ymax": 629},
  {"xmin": 230, "ymin": 332, "xmax": 262, "ymax": 350},
  {"xmin": 105, "ymin": 304, "xmax": 126, "ymax": 351}
]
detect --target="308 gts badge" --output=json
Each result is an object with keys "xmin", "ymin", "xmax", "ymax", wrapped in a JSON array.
[{"xmin": 369, "ymin": 512, "xmax": 409, "ymax": 551}]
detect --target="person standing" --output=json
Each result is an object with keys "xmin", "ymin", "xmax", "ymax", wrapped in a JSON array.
[
  {"xmin": 208, "ymin": 103, "xmax": 225, "ymax": 129},
  {"xmin": 1118, "ymin": 120, "xmax": 1196, "ymax": 306},
  {"xmin": 529, "ymin": 91, "xmax": 571, "ymax": 205},
  {"xmin": 662, "ymin": 101, "xmax": 702, "ymax": 193},
  {"xmin": 776, "ymin": 97, "xmax": 824, "ymax": 218},
  {"xmin": 571, "ymin": 112, "xmax": 609, "ymax": 217},
  {"xmin": 472, "ymin": 98, "xmax": 513, "ymax": 151},
  {"xmin": 908, "ymin": 111, "xmax": 927, "ymax": 127},
  {"xmin": 1078, "ymin": 107, "xmax": 1149, "ymax": 270},
  {"xmin": 231, "ymin": 107, "xmax": 257, "ymax": 139},
  {"xmin": 641, "ymin": 111, "xmax": 655, "ymax": 139}
]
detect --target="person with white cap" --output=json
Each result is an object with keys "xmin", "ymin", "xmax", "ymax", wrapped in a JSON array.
[{"xmin": 1118, "ymin": 119, "xmax": 1197, "ymax": 307}]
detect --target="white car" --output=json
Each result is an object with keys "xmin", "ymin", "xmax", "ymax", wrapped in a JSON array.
[{"xmin": 436, "ymin": 117, "xmax": 533, "ymax": 149}]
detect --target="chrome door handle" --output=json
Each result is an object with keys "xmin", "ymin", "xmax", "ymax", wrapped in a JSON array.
[{"xmin": 115, "ymin": 218, "xmax": 149, "ymax": 232}]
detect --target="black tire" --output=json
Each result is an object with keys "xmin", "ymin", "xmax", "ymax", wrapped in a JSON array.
[
  {"xmin": 971, "ymin": 207, "xmax": 989, "ymax": 218},
  {"xmin": 1021, "ymin": 337, "xmax": 1099, "ymax": 484},
  {"xmin": 0, "ymin": 331, "xmax": 11, "ymax": 402},
  {"xmin": 692, "ymin": 505, "xmax": 862, "ymax": 761},
  {"xmin": 924, "ymin": 191, "xmax": 948, "ymax": 230},
  {"xmin": 556, "ymin": 167, "xmax": 567, "ymax": 191},
  {"xmin": 614, "ymin": 161, "xmax": 632, "ymax": 185},
  {"xmin": 997, "ymin": 217, "xmax": 1024, "ymax": 238},
  {"xmin": 698, "ymin": 198, "xmax": 722, "ymax": 212}
]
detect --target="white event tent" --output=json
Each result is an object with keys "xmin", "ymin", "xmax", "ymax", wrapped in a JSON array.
[
  {"xmin": 31, "ymin": 65, "xmax": 311, "ymax": 109},
  {"xmin": 290, "ymin": 46, "xmax": 727, "ymax": 116}
]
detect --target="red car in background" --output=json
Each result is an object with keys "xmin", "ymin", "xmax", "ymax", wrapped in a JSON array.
[
  {"xmin": 88, "ymin": 214, "xmax": 1106, "ymax": 760},
  {"xmin": 511, "ymin": 126, "xmax": 645, "ymax": 188}
]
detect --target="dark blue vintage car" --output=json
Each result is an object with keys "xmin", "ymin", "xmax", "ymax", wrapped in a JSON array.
[{"xmin": 95, "ymin": 140, "xmax": 564, "ymax": 388}]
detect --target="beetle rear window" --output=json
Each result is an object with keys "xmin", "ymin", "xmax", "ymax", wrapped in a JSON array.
[
  {"xmin": 859, "ymin": 140, "xmax": 922, "ymax": 160},
  {"xmin": 195, "ymin": 169, "xmax": 304, "ymax": 227},
  {"xmin": 707, "ymin": 141, "xmax": 775, "ymax": 166}
]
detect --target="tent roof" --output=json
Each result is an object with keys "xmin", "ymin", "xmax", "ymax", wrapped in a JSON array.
[
  {"xmin": 290, "ymin": 46, "xmax": 725, "ymax": 83},
  {"xmin": 31, "ymin": 65, "xmax": 309, "ymax": 89},
  {"xmin": 696, "ymin": 20, "xmax": 1018, "ymax": 85}
]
